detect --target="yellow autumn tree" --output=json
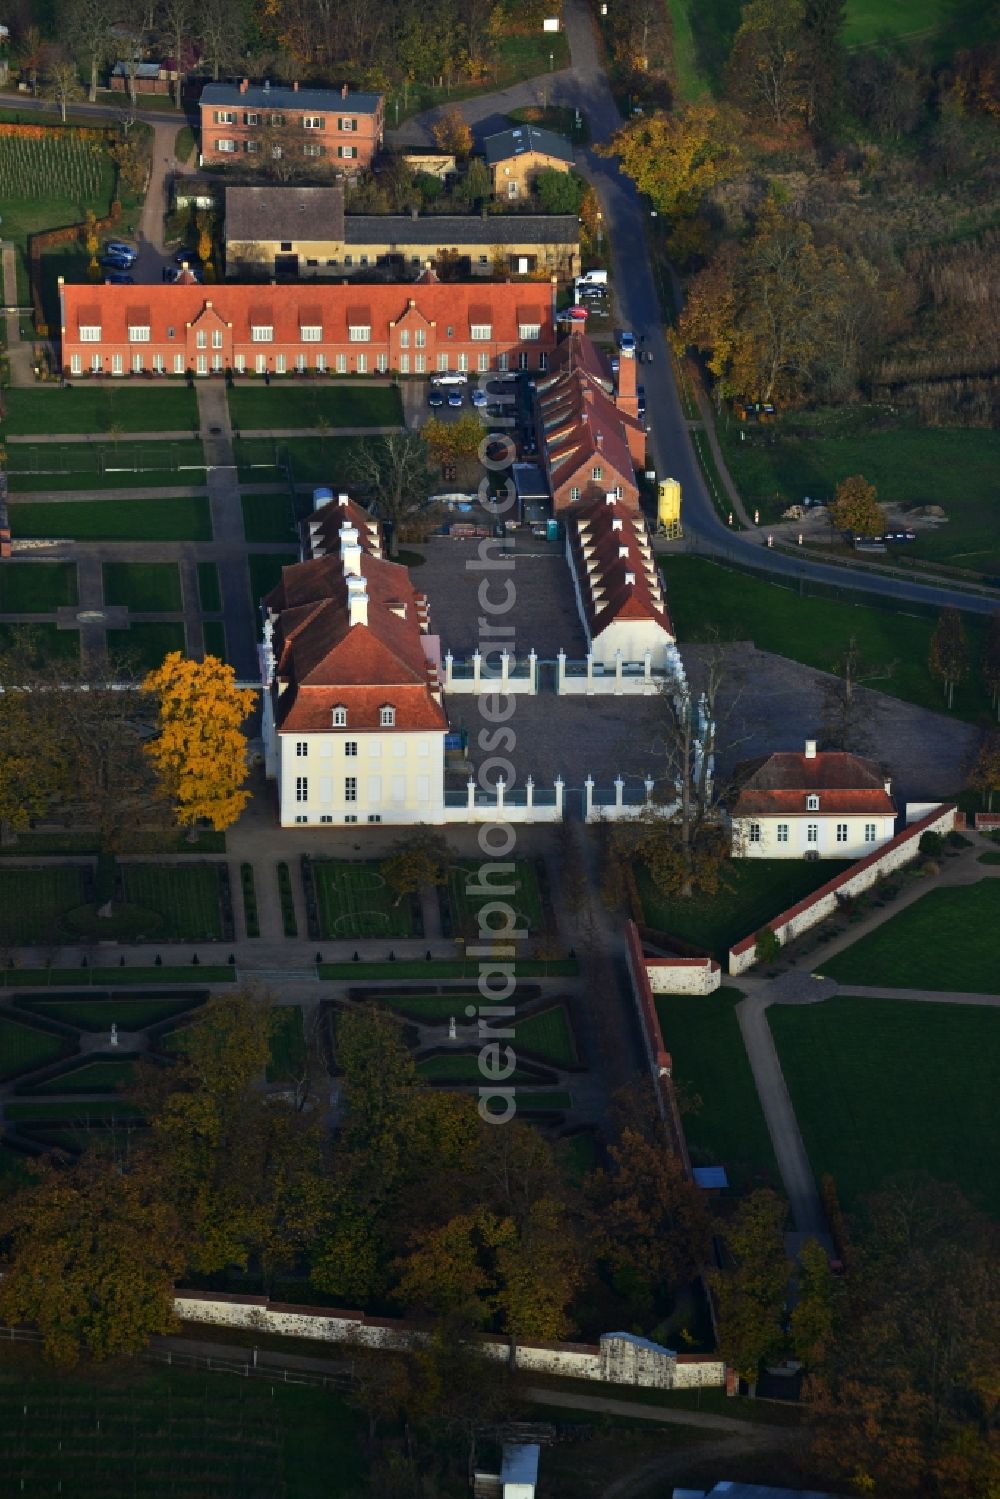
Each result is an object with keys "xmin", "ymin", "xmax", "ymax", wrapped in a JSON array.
[{"xmin": 142, "ymin": 652, "xmax": 255, "ymax": 830}]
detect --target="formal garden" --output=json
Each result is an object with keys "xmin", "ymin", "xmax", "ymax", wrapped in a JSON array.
[{"xmin": 0, "ymin": 862, "xmax": 233, "ymax": 947}]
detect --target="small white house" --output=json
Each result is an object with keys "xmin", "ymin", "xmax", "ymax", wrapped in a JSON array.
[
  {"xmin": 565, "ymin": 493, "xmax": 674, "ymax": 668},
  {"xmin": 730, "ymin": 740, "xmax": 897, "ymax": 859}
]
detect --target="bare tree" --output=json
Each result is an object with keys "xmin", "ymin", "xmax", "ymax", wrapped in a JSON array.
[
  {"xmin": 160, "ymin": 0, "xmax": 192, "ymax": 108},
  {"xmin": 199, "ymin": 0, "xmax": 248, "ymax": 81},
  {"xmin": 62, "ymin": 0, "xmax": 112, "ymax": 102},
  {"xmin": 820, "ymin": 635, "xmax": 894, "ymax": 755},
  {"xmin": 43, "ymin": 48, "xmax": 84, "ymax": 122},
  {"xmin": 347, "ymin": 433, "xmax": 441, "ymax": 550}
]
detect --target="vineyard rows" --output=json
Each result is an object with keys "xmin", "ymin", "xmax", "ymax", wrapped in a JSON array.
[{"xmin": 0, "ymin": 134, "xmax": 104, "ymax": 202}]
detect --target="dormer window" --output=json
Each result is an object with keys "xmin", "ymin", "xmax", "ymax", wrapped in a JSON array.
[
  {"xmin": 806, "ymin": 793, "xmax": 819, "ymax": 810},
  {"xmin": 332, "ymin": 705, "xmax": 347, "ymax": 727},
  {"xmin": 251, "ymin": 325, "xmax": 273, "ymax": 342},
  {"xmin": 379, "ymin": 705, "xmax": 395, "ymax": 727}
]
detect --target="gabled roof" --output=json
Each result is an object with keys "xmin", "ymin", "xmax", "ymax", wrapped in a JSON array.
[
  {"xmin": 264, "ymin": 550, "xmax": 446, "ymax": 735},
  {"xmin": 537, "ymin": 366, "xmax": 640, "ymax": 493},
  {"xmin": 226, "ymin": 184, "xmax": 345, "ymax": 244},
  {"xmin": 568, "ymin": 494, "xmax": 673, "ymax": 640},
  {"xmin": 301, "ymin": 493, "xmax": 382, "ymax": 560},
  {"xmin": 731, "ymin": 751, "xmax": 896, "ymax": 817},
  {"xmin": 202, "ymin": 82, "xmax": 381, "ymax": 113},
  {"xmin": 483, "ymin": 125, "xmax": 574, "ymax": 167}
]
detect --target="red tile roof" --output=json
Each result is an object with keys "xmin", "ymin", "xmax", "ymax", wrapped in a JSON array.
[
  {"xmin": 301, "ymin": 493, "xmax": 382, "ymax": 559},
  {"xmin": 731, "ymin": 751, "xmax": 895, "ymax": 817},
  {"xmin": 568, "ymin": 493, "xmax": 673, "ymax": 639},
  {"xmin": 538, "ymin": 367, "xmax": 640, "ymax": 496},
  {"xmin": 264, "ymin": 550, "xmax": 446, "ymax": 735}
]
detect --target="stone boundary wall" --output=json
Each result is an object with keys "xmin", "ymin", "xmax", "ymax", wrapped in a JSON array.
[
  {"xmin": 645, "ymin": 955, "xmax": 721, "ymax": 995},
  {"xmin": 728, "ymin": 803, "xmax": 959, "ymax": 976},
  {"xmin": 623, "ymin": 920, "xmax": 692, "ymax": 1175},
  {"xmin": 973, "ymin": 813, "xmax": 1000, "ymax": 829},
  {"xmin": 173, "ymin": 1291, "xmax": 725, "ymax": 1390}
]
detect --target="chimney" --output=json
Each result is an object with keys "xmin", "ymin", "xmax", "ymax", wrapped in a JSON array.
[
  {"xmin": 618, "ymin": 545, "xmax": 629, "ymax": 559},
  {"xmin": 339, "ymin": 521, "xmax": 362, "ymax": 576},
  {"xmin": 263, "ymin": 79, "xmax": 270, "ymax": 94},
  {"xmin": 884, "ymin": 777, "xmax": 892, "ymax": 795},
  {"xmin": 346, "ymin": 575, "xmax": 368, "ymax": 627},
  {"xmin": 625, "ymin": 570, "xmax": 636, "ymax": 585},
  {"xmin": 341, "ymin": 82, "xmax": 349, "ymax": 99},
  {"xmin": 805, "ymin": 739, "xmax": 817, "ymax": 760},
  {"xmin": 596, "ymin": 431, "xmax": 603, "ymax": 447},
  {"xmin": 240, "ymin": 78, "xmax": 248, "ymax": 93},
  {"xmin": 337, "ymin": 491, "xmax": 350, "ymax": 507},
  {"xmin": 293, "ymin": 80, "xmax": 299, "ymax": 92}
]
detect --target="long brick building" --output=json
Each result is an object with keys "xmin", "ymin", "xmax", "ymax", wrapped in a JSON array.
[
  {"xmin": 200, "ymin": 81, "xmax": 384, "ymax": 170},
  {"xmin": 57, "ymin": 281, "xmax": 557, "ymax": 379}
]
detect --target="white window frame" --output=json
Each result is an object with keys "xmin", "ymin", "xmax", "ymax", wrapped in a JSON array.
[
  {"xmin": 302, "ymin": 115, "xmax": 325, "ymax": 129},
  {"xmin": 336, "ymin": 353, "xmax": 347, "ymax": 374},
  {"xmin": 111, "ymin": 353, "xmax": 123, "ymax": 375},
  {"xmin": 356, "ymin": 353, "xmax": 367, "ymax": 374},
  {"xmin": 128, "ymin": 326, "xmax": 150, "ymax": 343},
  {"xmin": 296, "ymin": 741, "xmax": 308, "ymax": 757},
  {"xmin": 212, "ymin": 329, "xmax": 223, "ymax": 349},
  {"xmin": 806, "ymin": 823, "xmax": 819, "ymax": 844},
  {"xmin": 748, "ymin": 823, "xmax": 761, "ymax": 844},
  {"xmin": 295, "ymin": 776, "xmax": 308, "ymax": 803},
  {"xmin": 234, "ymin": 354, "xmax": 245, "ymax": 373},
  {"xmin": 345, "ymin": 741, "xmax": 358, "ymax": 757},
  {"xmin": 415, "ymin": 328, "xmax": 426, "ymax": 348},
  {"xmin": 276, "ymin": 354, "xmax": 286, "ymax": 374},
  {"xmin": 376, "ymin": 353, "xmax": 387, "ymax": 373},
  {"xmin": 806, "ymin": 793, "xmax": 820, "ymax": 810},
  {"xmin": 777, "ymin": 823, "xmax": 789, "ymax": 843},
  {"xmin": 519, "ymin": 323, "xmax": 541, "ymax": 341},
  {"xmin": 79, "ymin": 323, "xmax": 102, "ymax": 342},
  {"xmin": 70, "ymin": 354, "xmax": 81, "ymax": 375},
  {"xmin": 316, "ymin": 353, "xmax": 326, "ymax": 373},
  {"xmin": 345, "ymin": 776, "xmax": 358, "ymax": 802},
  {"xmin": 196, "ymin": 354, "xmax": 207, "ymax": 375},
  {"xmin": 300, "ymin": 326, "xmax": 322, "ymax": 342},
  {"xmin": 215, "ymin": 138, "xmax": 237, "ymax": 153},
  {"xmin": 251, "ymin": 325, "xmax": 273, "ymax": 342},
  {"xmin": 470, "ymin": 324, "xmax": 491, "ymax": 341},
  {"xmin": 332, "ymin": 705, "xmax": 347, "ymax": 727},
  {"xmin": 255, "ymin": 353, "xmax": 267, "ymax": 374},
  {"xmin": 90, "ymin": 353, "xmax": 102, "ymax": 373},
  {"xmin": 836, "ymin": 823, "xmax": 848, "ymax": 843},
  {"xmin": 348, "ymin": 325, "xmax": 371, "ymax": 342},
  {"xmin": 399, "ymin": 329, "xmax": 410, "ymax": 348},
  {"xmin": 196, "ymin": 330, "xmax": 207, "ymax": 349},
  {"xmin": 133, "ymin": 353, "xmax": 144, "ymax": 373},
  {"xmin": 173, "ymin": 353, "xmax": 184, "ymax": 374},
  {"xmin": 864, "ymin": 823, "xmax": 878, "ymax": 842},
  {"xmin": 379, "ymin": 705, "xmax": 395, "ymax": 727},
  {"xmin": 399, "ymin": 354, "xmax": 409, "ymax": 374}
]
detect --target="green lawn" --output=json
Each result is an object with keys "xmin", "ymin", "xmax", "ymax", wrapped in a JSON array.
[
  {"xmin": 197, "ymin": 562, "xmax": 222, "ymax": 613},
  {"xmin": 242, "ymin": 492, "xmax": 299, "ymax": 542},
  {"xmin": 518, "ymin": 1089, "xmax": 573, "ymax": 1112},
  {"xmin": 359, "ymin": 990, "xmax": 524, "ymax": 1021},
  {"xmin": 103, "ymin": 562, "xmax": 183, "ymax": 613},
  {"xmin": 6, "ymin": 439, "xmax": 206, "ymax": 483},
  {"xmin": 3, "ymin": 386, "xmax": 198, "ymax": 436},
  {"xmin": 236, "ymin": 435, "xmax": 371, "ymax": 485},
  {"xmin": 662, "ymin": 555, "xmax": 992, "ymax": 723},
  {"xmin": 28, "ymin": 1057, "xmax": 136, "ymax": 1093},
  {"xmin": 667, "ymin": 0, "xmax": 713, "ymax": 100},
  {"xmin": 824, "ymin": 879, "xmax": 1000, "ymax": 993},
  {"xmin": 106, "ymin": 622, "xmax": 187, "ymax": 671},
  {"xmin": 515, "ymin": 1005, "xmax": 577, "ymax": 1067},
  {"xmin": 0, "ymin": 1016, "xmax": 71, "ymax": 1082},
  {"xmin": 0, "ymin": 867, "xmax": 86, "ymax": 945},
  {"xmin": 843, "ymin": 0, "xmax": 980, "ymax": 46},
  {"xmin": 0, "ymin": 1366, "xmax": 366, "ymax": 1499},
  {"xmin": 2, "ymin": 967, "xmax": 234, "ymax": 986},
  {"xmin": 119, "ymin": 864, "xmax": 225, "ymax": 942},
  {"xmin": 0, "ymin": 563, "xmax": 77, "ymax": 613},
  {"xmin": 768, "ymin": 997, "xmax": 1000, "ymax": 1214},
  {"xmin": 268, "ymin": 1005, "xmax": 306, "ymax": 1083},
  {"xmin": 228, "ymin": 384, "xmax": 403, "ymax": 430},
  {"xmin": 203, "ymin": 621, "xmax": 228, "ymax": 661},
  {"xmin": 447, "ymin": 859, "xmax": 545, "ymax": 939},
  {"xmin": 636, "ymin": 857, "xmax": 850, "ymax": 962},
  {"xmin": 656, "ymin": 988, "xmax": 778, "ymax": 1188},
  {"xmin": 312, "ymin": 861, "xmax": 415, "ymax": 940},
  {"xmin": 248, "ymin": 553, "xmax": 293, "ymax": 607},
  {"xmin": 15, "ymin": 992, "xmax": 206, "ymax": 1031},
  {"xmin": 716, "ymin": 413, "xmax": 1000, "ymax": 574},
  {"xmin": 0, "ymin": 623, "xmax": 80, "ymax": 661},
  {"xmin": 8, "ymin": 497, "xmax": 212, "ymax": 542},
  {"xmin": 415, "ymin": 1052, "xmax": 544, "ymax": 1084},
  {"xmin": 319, "ymin": 958, "xmax": 578, "ymax": 979}
]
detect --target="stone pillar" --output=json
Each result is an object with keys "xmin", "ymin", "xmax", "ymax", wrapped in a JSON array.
[
  {"xmin": 643, "ymin": 649, "xmax": 652, "ymax": 684},
  {"xmin": 614, "ymin": 650, "xmax": 624, "ymax": 695},
  {"xmin": 584, "ymin": 774, "xmax": 594, "ymax": 820},
  {"xmin": 500, "ymin": 649, "xmax": 510, "ymax": 691},
  {"xmin": 526, "ymin": 774, "xmax": 535, "ymax": 814},
  {"xmin": 554, "ymin": 775, "xmax": 565, "ymax": 819},
  {"xmin": 466, "ymin": 776, "xmax": 476, "ymax": 818},
  {"xmin": 645, "ymin": 776, "xmax": 655, "ymax": 805},
  {"xmin": 614, "ymin": 775, "xmax": 625, "ymax": 813},
  {"xmin": 444, "ymin": 649, "xmax": 453, "ymax": 689},
  {"xmin": 528, "ymin": 647, "xmax": 537, "ymax": 694},
  {"xmin": 585, "ymin": 653, "xmax": 594, "ymax": 694},
  {"xmin": 496, "ymin": 775, "xmax": 506, "ymax": 815},
  {"xmin": 557, "ymin": 648, "xmax": 567, "ymax": 694},
  {"xmin": 472, "ymin": 650, "xmax": 482, "ymax": 692}
]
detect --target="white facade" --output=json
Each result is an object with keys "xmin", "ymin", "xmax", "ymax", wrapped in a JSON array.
[
  {"xmin": 733, "ymin": 811, "xmax": 897, "ymax": 860},
  {"xmin": 277, "ymin": 729, "xmax": 445, "ymax": 827}
]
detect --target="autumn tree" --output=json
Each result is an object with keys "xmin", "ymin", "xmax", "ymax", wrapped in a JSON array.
[
  {"xmin": 142, "ymin": 652, "xmax": 254, "ymax": 831},
  {"xmin": 348, "ymin": 432, "xmax": 439, "ymax": 547},
  {"xmin": 380, "ymin": 829, "xmax": 450, "ymax": 906},
  {"xmin": 968, "ymin": 729, "xmax": 1000, "ymax": 812},
  {"xmin": 726, "ymin": 0, "xmax": 808, "ymax": 129},
  {"xmin": 710, "ymin": 1189, "xmax": 790, "ymax": 1387},
  {"xmin": 928, "ymin": 607, "xmax": 969, "ymax": 709},
  {"xmin": 432, "ymin": 106, "xmax": 473, "ymax": 159},
  {"xmin": 0, "ymin": 1154, "xmax": 186, "ymax": 1367},
  {"xmin": 535, "ymin": 168, "xmax": 586, "ymax": 215},
  {"xmin": 43, "ymin": 50, "xmax": 84, "ymax": 122},
  {"xmin": 423, "ymin": 414, "xmax": 485, "ymax": 471},
  {"xmin": 602, "ymin": 102, "xmax": 744, "ymax": 225},
  {"xmin": 829, "ymin": 473, "xmax": 884, "ymax": 538},
  {"xmin": 789, "ymin": 1236, "xmax": 837, "ymax": 1366},
  {"xmin": 982, "ymin": 612, "xmax": 1000, "ymax": 719}
]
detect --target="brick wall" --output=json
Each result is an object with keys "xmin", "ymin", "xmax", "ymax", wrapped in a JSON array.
[
  {"xmin": 727, "ymin": 803, "xmax": 959, "ymax": 976},
  {"xmin": 623, "ymin": 920, "xmax": 692, "ymax": 1174},
  {"xmin": 645, "ymin": 956, "xmax": 721, "ymax": 995}
]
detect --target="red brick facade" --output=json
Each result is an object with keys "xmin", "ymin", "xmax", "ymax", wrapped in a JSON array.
[
  {"xmin": 58, "ymin": 282, "xmax": 557, "ymax": 379},
  {"xmin": 200, "ymin": 81, "xmax": 383, "ymax": 171}
]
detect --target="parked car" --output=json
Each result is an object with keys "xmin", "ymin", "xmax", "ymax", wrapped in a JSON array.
[
  {"xmin": 99, "ymin": 252, "xmax": 132, "ymax": 270},
  {"xmin": 431, "ymin": 371, "xmax": 467, "ymax": 387},
  {"xmin": 471, "ymin": 388, "xmax": 488, "ymax": 407},
  {"xmin": 637, "ymin": 384, "xmax": 646, "ymax": 417},
  {"xmin": 618, "ymin": 330, "xmax": 637, "ymax": 353},
  {"xmin": 174, "ymin": 247, "xmax": 202, "ymax": 265},
  {"xmin": 428, "ymin": 388, "xmax": 444, "ymax": 407},
  {"xmin": 447, "ymin": 389, "xmax": 463, "ymax": 408},
  {"xmin": 105, "ymin": 240, "xmax": 137, "ymax": 264},
  {"xmin": 610, "ymin": 354, "xmax": 620, "ymax": 374},
  {"xmin": 104, "ymin": 272, "xmax": 134, "ymax": 285}
]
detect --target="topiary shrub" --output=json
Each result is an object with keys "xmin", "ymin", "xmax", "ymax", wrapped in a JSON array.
[{"xmin": 919, "ymin": 830, "xmax": 945, "ymax": 857}]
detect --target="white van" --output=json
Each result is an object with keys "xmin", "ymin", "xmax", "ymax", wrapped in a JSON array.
[{"xmin": 575, "ymin": 270, "xmax": 608, "ymax": 291}]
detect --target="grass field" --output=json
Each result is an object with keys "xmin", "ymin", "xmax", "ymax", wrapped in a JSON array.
[
  {"xmin": 248, "ymin": 553, "xmax": 292, "ymax": 607},
  {"xmin": 2, "ymin": 967, "xmax": 234, "ymax": 986},
  {"xmin": 636, "ymin": 857, "xmax": 850, "ymax": 961},
  {"xmin": 0, "ymin": 1016, "xmax": 70, "ymax": 1082},
  {"xmin": 0, "ymin": 127, "xmax": 116, "ymax": 302},
  {"xmin": 515, "ymin": 1005, "xmax": 577, "ymax": 1067},
  {"xmin": 312, "ymin": 861, "xmax": 415, "ymax": 939},
  {"xmin": 268, "ymin": 1005, "xmax": 306, "ymax": 1083},
  {"xmin": 242, "ymin": 492, "xmax": 299, "ymax": 542},
  {"xmin": 103, "ymin": 562, "xmax": 183, "ymax": 613},
  {"xmin": 416, "ymin": 1052, "xmax": 544, "ymax": 1084},
  {"xmin": 360, "ymin": 990, "xmax": 526, "ymax": 1021},
  {"xmin": 824, "ymin": 878, "xmax": 1000, "ymax": 993},
  {"xmin": 6, "ymin": 439, "xmax": 206, "ymax": 484},
  {"xmin": 0, "ymin": 1363, "xmax": 366, "ymax": 1498},
  {"xmin": 15, "ymin": 992, "xmax": 206, "ymax": 1031},
  {"xmin": 0, "ymin": 563, "xmax": 77, "ymax": 613},
  {"xmin": 28, "ymin": 1057, "xmax": 136, "ymax": 1094},
  {"xmin": 228, "ymin": 384, "xmax": 403, "ymax": 430},
  {"xmin": 197, "ymin": 562, "xmax": 222, "ymax": 613},
  {"xmin": 106, "ymin": 622, "xmax": 187, "ymax": 670},
  {"xmin": 716, "ymin": 414, "xmax": 1000, "ymax": 573},
  {"xmin": 768, "ymin": 997, "xmax": 1000, "ymax": 1214},
  {"xmin": 119, "ymin": 864, "xmax": 224, "ymax": 942},
  {"xmin": 0, "ymin": 623, "xmax": 80, "ymax": 661},
  {"xmin": 0, "ymin": 867, "xmax": 86, "ymax": 945},
  {"xmin": 236, "ymin": 435, "xmax": 370, "ymax": 484},
  {"xmin": 656, "ymin": 988, "xmax": 778, "ymax": 1188},
  {"xmin": 319, "ymin": 957, "xmax": 578, "ymax": 979},
  {"xmin": 8, "ymin": 498, "xmax": 212, "ymax": 542},
  {"xmin": 447, "ymin": 859, "xmax": 545, "ymax": 938},
  {"xmin": 662, "ymin": 555, "xmax": 992, "ymax": 722},
  {"xmin": 3, "ymin": 386, "xmax": 198, "ymax": 436}
]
